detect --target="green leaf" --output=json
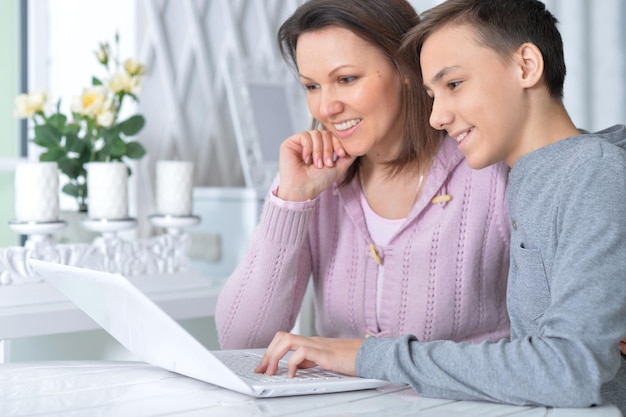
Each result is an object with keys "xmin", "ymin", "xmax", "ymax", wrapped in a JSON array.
[
  {"xmin": 63, "ymin": 122, "xmax": 81, "ymax": 136},
  {"xmin": 39, "ymin": 148, "xmax": 66, "ymax": 162},
  {"xmin": 117, "ymin": 114, "xmax": 145, "ymax": 136},
  {"xmin": 57, "ymin": 158, "xmax": 83, "ymax": 180},
  {"xmin": 92, "ymin": 76, "xmax": 103, "ymax": 86},
  {"xmin": 125, "ymin": 141, "xmax": 146, "ymax": 159},
  {"xmin": 104, "ymin": 137, "xmax": 127, "ymax": 158},
  {"xmin": 67, "ymin": 135, "xmax": 89, "ymax": 155},
  {"xmin": 100, "ymin": 126, "xmax": 118, "ymax": 141},
  {"xmin": 33, "ymin": 125, "xmax": 62, "ymax": 148},
  {"xmin": 47, "ymin": 113, "xmax": 68, "ymax": 130},
  {"xmin": 62, "ymin": 183, "xmax": 81, "ymax": 198}
]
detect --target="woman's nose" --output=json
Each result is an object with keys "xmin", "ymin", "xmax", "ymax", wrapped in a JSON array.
[{"xmin": 318, "ymin": 89, "xmax": 343, "ymax": 119}]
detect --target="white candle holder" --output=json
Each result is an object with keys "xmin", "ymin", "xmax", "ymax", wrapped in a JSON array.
[
  {"xmin": 149, "ymin": 214, "xmax": 201, "ymax": 235},
  {"xmin": 81, "ymin": 217, "xmax": 137, "ymax": 239},
  {"xmin": 8, "ymin": 220, "xmax": 67, "ymax": 248}
]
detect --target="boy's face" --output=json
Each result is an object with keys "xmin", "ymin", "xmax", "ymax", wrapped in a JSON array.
[{"xmin": 421, "ymin": 24, "xmax": 527, "ymax": 168}]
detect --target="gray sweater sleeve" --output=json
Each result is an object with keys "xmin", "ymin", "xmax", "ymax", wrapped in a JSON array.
[
  {"xmin": 357, "ymin": 138, "xmax": 626, "ymax": 408},
  {"xmin": 357, "ymin": 334, "xmax": 623, "ymax": 407}
]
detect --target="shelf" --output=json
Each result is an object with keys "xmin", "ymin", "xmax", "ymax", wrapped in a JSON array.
[{"xmin": 0, "ymin": 270, "xmax": 226, "ymax": 340}]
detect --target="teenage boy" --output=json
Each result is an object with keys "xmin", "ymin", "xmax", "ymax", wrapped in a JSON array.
[{"xmin": 256, "ymin": 0, "xmax": 626, "ymax": 412}]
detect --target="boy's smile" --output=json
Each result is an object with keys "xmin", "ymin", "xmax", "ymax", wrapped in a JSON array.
[{"xmin": 420, "ymin": 24, "xmax": 528, "ymax": 169}]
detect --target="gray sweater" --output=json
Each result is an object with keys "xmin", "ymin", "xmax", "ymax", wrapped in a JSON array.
[{"xmin": 357, "ymin": 125, "xmax": 626, "ymax": 412}]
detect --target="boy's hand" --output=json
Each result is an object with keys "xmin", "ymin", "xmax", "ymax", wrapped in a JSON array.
[
  {"xmin": 620, "ymin": 338, "xmax": 626, "ymax": 355},
  {"xmin": 255, "ymin": 331, "xmax": 364, "ymax": 378},
  {"xmin": 277, "ymin": 130, "xmax": 356, "ymax": 202}
]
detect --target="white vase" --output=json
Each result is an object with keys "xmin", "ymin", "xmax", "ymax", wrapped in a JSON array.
[{"xmin": 87, "ymin": 162, "xmax": 128, "ymax": 220}]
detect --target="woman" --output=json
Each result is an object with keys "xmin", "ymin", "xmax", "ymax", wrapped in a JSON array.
[{"xmin": 215, "ymin": 0, "xmax": 510, "ymax": 349}]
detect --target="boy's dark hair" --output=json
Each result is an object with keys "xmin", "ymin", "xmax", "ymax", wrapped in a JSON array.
[
  {"xmin": 402, "ymin": 0, "xmax": 566, "ymax": 99},
  {"xmin": 277, "ymin": 0, "xmax": 441, "ymax": 182}
]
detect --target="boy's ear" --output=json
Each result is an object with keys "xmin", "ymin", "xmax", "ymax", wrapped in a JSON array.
[{"xmin": 515, "ymin": 43, "xmax": 544, "ymax": 89}]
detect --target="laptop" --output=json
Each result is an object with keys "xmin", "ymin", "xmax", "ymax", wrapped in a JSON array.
[{"xmin": 29, "ymin": 259, "xmax": 390, "ymax": 398}]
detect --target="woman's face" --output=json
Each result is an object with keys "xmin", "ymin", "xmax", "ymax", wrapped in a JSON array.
[{"xmin": 295, "ymin": 26, "xmax": 405, "ymax": 160}]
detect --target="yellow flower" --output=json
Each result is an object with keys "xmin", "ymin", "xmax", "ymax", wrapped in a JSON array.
[
  {"xmin": 71, "ymin": 85, "xmax": 109, "ymax": 119},
  {"xmin": 124, "ymin": 59, "xmax": 146, "ymax": 77},
  {"xmin": 13, "ymin": 90, "xmax": 48, "ymax": 118}
]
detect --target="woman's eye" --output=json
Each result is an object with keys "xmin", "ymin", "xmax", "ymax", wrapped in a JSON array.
[
  {"xmin": 304, "ymin": 84, "xmax": 319, "ymax": 92},
  {"xmin": 339, "ymin": 76, "xmax": 357, "ymax": 84},
  {"xmin": 448, "ymin": 80, "xmax": 462, "ymax": 89}
]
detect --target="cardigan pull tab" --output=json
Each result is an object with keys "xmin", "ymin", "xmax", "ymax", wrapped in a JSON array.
[
  {"xmin": 369, "ymin": 243, "xmax": 382, "ymax": 265},
  {"xmin": 431, "ymin": 194, "xmax": 452, "ymax": 205}
]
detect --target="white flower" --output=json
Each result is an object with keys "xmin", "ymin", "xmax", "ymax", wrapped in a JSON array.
[
  {"xmin": 124, "ymin": 58, "xmax": 146, "ymax": 77},
  {"xmin": 95, "ymin": 43, "xmax": 110, "ymax": 66},
  {"xmin": 71, "ymin": 86, "xmax": 109, "ymax": 119},
  {"xmin": 109, "ymin": 71, "xmax": 142, "ymax": 95},
  {"xmin": 96, "ymin": 102, "xmax": 115, "ymax": 128},
  {"xmin": 14, "ymin": 90, "xmax": 48, "ymax": 118}
]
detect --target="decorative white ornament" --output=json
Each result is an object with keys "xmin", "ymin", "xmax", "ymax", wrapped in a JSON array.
[{"xmin": 0, "ymin": 233, "xmax": 193, "ymax": 286}]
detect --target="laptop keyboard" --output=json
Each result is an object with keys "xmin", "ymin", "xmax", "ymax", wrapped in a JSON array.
[{"xmin": 219, "ymin": 352, "xmax": 345, "ymax": 382}]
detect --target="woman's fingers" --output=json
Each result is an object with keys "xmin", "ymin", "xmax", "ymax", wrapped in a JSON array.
[
  {"xmin": 255, "ymin": 332, "xmax": 364, "ymax": 378},
  {"xmin": 298, "ymin": 130, "xmax": 345, "ymax": 168},
  {"xmin": 277, "ymin": 129, "xmax": 354, "ymax": 201},
  {"xmin": 286, "ymin": 345, "xmax": 320, "ymax": 377},
  {"xmin": 255, "ymin": 331, "xmax": 293, "ymax": 375}
]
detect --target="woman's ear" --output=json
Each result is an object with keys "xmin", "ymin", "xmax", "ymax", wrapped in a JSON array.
[{"xmin": 515, "ymin": 42, "xmax": 544, "ymax": 88}]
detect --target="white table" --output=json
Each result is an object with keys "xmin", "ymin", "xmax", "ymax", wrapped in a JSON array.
[{"xmin": 0, "ymin": 361, "xmax": 621, "ymax": 417}]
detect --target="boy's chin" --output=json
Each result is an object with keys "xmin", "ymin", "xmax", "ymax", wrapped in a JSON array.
[{"xmin": 464, "ymin": 156, "xmax": 496, "ymax": 170}]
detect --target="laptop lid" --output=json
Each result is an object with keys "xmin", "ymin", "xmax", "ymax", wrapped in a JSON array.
[{"xmin": 29, "ymin": 260, "xmax": 389, "ymax": 397}]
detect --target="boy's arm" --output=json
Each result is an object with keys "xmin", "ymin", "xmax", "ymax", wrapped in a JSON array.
[{"xmin": 358, "ymin": 155, "xmax": 626, "ymax": 408}]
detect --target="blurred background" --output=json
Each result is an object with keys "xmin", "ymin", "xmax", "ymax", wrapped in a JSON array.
[{"xmin": 1, "ymin": 0, "xmax": 624, "ymax": 246}]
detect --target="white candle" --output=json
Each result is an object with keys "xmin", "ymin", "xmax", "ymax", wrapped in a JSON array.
[
  {"xmin": 156, "ymin": 160, "xmax": 194, "ymax": 216},
  {"xmin": 87, "ymin": 162, "xmax": 128, "ymax": 220},
  {"xmin": 14, "ymin": 162, "xmax": 59, "ymax": 222}
]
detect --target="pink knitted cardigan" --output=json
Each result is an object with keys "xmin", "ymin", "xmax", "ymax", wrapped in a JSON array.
[{"xmin": 216, "ymin": 137, "xmax": 511, "ymax": 349}]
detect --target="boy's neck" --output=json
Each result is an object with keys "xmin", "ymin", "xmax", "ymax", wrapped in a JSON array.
[{"xmin": 509, "ymin": 97, "xmax": 580, "ymax": 167}]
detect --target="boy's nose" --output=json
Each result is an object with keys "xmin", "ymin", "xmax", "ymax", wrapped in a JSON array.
[{"xmin": 429, "ymin": 98, "xmax": 453, "ymax": 131}]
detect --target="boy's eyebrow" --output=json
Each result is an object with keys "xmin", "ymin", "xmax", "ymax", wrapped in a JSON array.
[{"xmin": 428, "ymin": 65, "xmax": 462, "ymax": 86}]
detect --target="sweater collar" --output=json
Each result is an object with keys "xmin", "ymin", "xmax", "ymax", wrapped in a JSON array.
[{"xmin": 333, "ymin": 135, "xmax": 465, "ymax": 227}]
